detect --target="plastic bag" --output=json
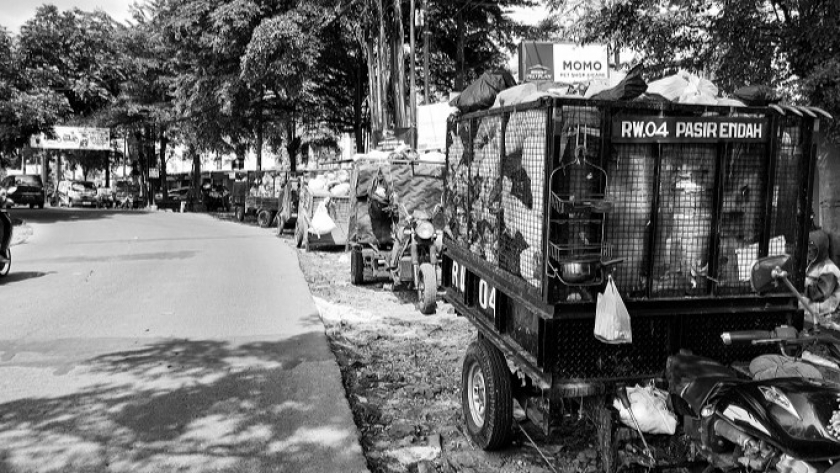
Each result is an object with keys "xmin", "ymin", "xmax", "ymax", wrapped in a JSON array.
[
  {"xmin": 613, "ymin": 385, "xmax": 677, "ymax": 435},
  {"xmin": 309, "ymin": 200, "xmax": 336, "ymax": 235},
  {"xmin": 594, "ymin": 275, "xmax": 632, "ymax": 344}
]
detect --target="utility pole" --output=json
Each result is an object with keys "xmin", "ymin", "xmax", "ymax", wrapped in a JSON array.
[{"xmin": 456, "ymin": 10, "xmax": 464, "ymax": 91}]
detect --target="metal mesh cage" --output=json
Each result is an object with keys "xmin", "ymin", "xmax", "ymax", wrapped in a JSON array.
[
  {"xmin": 604, "ymin": 143, "xmax": 655, "ymax": 297},
  {"xmin": 651, "ymin": 144, "xmax": 717, "ymax": 297},
  {"xmin": 771, "ymin": 116, "xmax": 807, "ymax": 288},
  {"xmin": 717, "ymin": 142, "xmax": 769, "ymax": 295},
  {"xmin": 498, "ymin": 110, "xmax": 548, "ymax": 289},
  {"xmin": 446, "ymin": 100, "xmax": 815, "ymax": 304}
]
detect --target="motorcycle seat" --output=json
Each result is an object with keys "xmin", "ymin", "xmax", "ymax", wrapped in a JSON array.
[{"xmin": 667, "ymin": 354, "xmax": 746, "ymax": 416}]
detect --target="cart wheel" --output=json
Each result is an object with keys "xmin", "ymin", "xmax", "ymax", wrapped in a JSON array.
[
  {"xmin": 462, "ymin": 339, "xmax": 513, "ymax": 450},
  {"xmin": 0, "ymin": 247, "xmax": 10, "ymax": 277},
  {"xmin": 350, "ymin": 248, "xmax": 364, "ymax": 285},
  {"xmin": 235, "ymin": 206, "xmax": 245, "ymax": 222},
  {"xmin": 417, "ymin": 262, "xmax": 437, "ymax": 315},
  {"xmin": 257, "ymin": 209, "xmax": 272, "ymax": 227}
]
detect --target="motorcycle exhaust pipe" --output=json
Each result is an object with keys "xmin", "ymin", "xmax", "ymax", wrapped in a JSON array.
[{"xmin": 714, "ymin": 419, "xmax": 759, "ymax": 450}]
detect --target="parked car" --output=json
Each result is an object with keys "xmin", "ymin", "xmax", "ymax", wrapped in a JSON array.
[
  {"xmin": 154, "ymin": 186, "xmax": 192, "ymax": 210},
  {"xmin": 0, "ymin": 174, "xmax": 45, "ymax": 208},
  {"xmin": 114, "ymin": 181, "xmax": 145, "ymax": 209},
  {"xmin": 57, "ymin": 180, "xmax": 99, "ymax": 207}
]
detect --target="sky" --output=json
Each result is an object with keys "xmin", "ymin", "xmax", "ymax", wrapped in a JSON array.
[
  {"xmin": 0, "ymin": 0, "xmax": 135, "ymax": 33},
  {"xmin": 1, "ymin": 1, "xmax": 548, "ymax": 34}
]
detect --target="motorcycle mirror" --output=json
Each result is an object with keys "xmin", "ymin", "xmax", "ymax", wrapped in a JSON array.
[{"xmin": 750, "ymin": 255, "xmax": 793, "ymax": 293}]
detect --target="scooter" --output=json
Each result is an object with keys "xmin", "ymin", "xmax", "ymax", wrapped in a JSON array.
[
  {"xmin": 0, "ymin": 186, "xmax": 15, "ymax": 277},
  {"xmin": 623, "ymin": 255, "xmax": 840, "ymax": 472}
]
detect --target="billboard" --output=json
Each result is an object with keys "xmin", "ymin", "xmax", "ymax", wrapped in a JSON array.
[
  {"xmin": 30, "ymin": 126, "xmax": 111, "ymax": 151},
  {"xmin": 518, "ymin": 42, "xmax": 610, "ymax": 83}
]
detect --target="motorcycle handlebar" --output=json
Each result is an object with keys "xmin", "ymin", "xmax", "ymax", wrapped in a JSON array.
[{"xmin": 721, "ymin": 330, "xmax": 774, "ymax": 345}]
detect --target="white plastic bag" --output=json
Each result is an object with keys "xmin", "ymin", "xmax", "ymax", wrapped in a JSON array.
[
  {"xmin": 613, "ymin": 385, "xmax": 677, "ymax": 435},
  {"xmin": 594, "ymin": 275, "xmax": 632, "ymax": 344},
  {"xmin": 309, "ymin": 200, "xmax": 336, "ymax": 235}
]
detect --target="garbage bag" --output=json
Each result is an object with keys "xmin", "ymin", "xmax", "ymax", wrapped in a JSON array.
[
  {"xmin": 309, "ymin": 199, "xmax": 337, "ymax": 235},
  {"xmin": 589, "ymin": 64, "xmax": 647, "ymax": 101},
  {"xmin": 492, "ymin": 83, "xmax": 538, "ymax": 108},
  {"xmin": 646, "ymin": 73, "xmax": 690, "ymax": 101},
  {"xmin": 449, "ymin": 69, "xmax": 517, "ymax": 114},
  {"xmin": 733, "ymin": 85, "xmax": 780, "ymax": 106},
  {"xmin": 594, "ymin": 275, "xmax": 632, "ymax": 344},
  {"xmin": 613, "ymin": 385, "xmax": 677, "ymax": 435}
]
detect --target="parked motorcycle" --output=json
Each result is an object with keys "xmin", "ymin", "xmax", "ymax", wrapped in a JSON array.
[
  {"xmin": 0, "ymin": 186, "xmax": 15, "ymax": 277},
  {"xmin": 389, "ymin": 205, "xmax": 442, "ymax": 315},
  {"xmin": 621, "ymin": 255, "xmax": 840, "ymax": 472}
]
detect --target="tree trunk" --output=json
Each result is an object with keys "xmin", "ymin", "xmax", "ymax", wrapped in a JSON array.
[
  {"xmin": 392, "ymin": 0, "xmax": 408, "ymax": 129},
  {"xmin": 256, "ymin": 94, "xmax": 263, "ymax": 171},
  {"xmin": 159, "ymin": 128, "xmax": 168, "ymax": 197},
  {"xmin": 355, "ymin": 47, "xmax": 365, "ymax": 153},
  {"xmin": 286, "ymin": 120, "xmax": 300, "ymax": 172},
  {"xmin": 190, "ymin": 144, "xmax": 199, "ymax": 188},
  {"xmin": 456, "ymin": 11, "xmax": 465, "ymax": 92}
]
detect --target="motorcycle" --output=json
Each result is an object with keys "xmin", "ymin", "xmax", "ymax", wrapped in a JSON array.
[
  {"xmin": 0, "ymin": 186, "xmax": 14, "ymax": 277},
  {"xmin": 621, "ymin": 255, "xmax": 840, "ymax": 472},
  {"xmin": 388, "ymin": 205, "xmax": 442, "ymax": 315}
]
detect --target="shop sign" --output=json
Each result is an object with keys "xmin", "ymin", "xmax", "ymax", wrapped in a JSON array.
[
  {"xmin": 611, "ymin": 116, "xmax": 769, "ymax": 143},
  {"xmin": 518, "ymin": 42, "xmax": 610, "ymax": 83}
]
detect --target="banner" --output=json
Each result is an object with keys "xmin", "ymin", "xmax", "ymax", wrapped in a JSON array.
[
  {"xmin": 611, "ymin": 116, "xmax": 769, "ymax": 143},
  {"xmin": 519, "ymin": 42, "xmax": 610, "ymax": 83},
  {"xmin": 30, "ymin": 126, "xmax": 111, "ymax": 151}
]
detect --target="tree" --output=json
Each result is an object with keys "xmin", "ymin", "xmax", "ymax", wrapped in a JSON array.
[
  {"xmin": 18, "ymin": 6, "xmax": 125, "ymax": 118},
  {"xmin": 559, "ymin": 0, "xmax": 840, "ymax": 136},
  {"xmin": 0, "ymin": 26, "xmax": 70, "ymax": 164}
]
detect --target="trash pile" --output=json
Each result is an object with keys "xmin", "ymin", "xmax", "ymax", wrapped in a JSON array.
[
  {"xmin": 449, "ymin": 67, "xmax": 783, "ymax": 114},
  {"xmin": 306, "ymin": 170, "xmax": 352, "ymax": 198},
  {"xmin": 247, "ymin": 172, "xmax": 287, "ymax": 198},
  {"xmin": 352, "ymin": 144, "xmax": 446, "ymax": 164}
]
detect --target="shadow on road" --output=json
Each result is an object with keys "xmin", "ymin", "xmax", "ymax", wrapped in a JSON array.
[
  {"xmin": 8, "ymin": 207, "xmax": 152, "ymax": 226},
  {"xmin": 0, "ymin": 271, "xmax": 56, "ymax": 285},
  {"xmin": 0, "ymin": 331, "xmax": 364, "ymax": 472}
]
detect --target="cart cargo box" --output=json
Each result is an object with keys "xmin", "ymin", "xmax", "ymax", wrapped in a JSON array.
[{"xmin": 443, "ymin": 97, "xmax": 822, "ymax": 460}]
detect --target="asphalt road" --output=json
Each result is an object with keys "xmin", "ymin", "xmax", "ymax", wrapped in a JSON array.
[{"xmin": 0, "ymin": 207, "xmax": 369, "ymax": 473}]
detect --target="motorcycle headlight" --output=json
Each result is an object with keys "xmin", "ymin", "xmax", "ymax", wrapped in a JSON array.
[{"xmin": 416, "ymin": 221, "xmax": 435, "ymax": 240}]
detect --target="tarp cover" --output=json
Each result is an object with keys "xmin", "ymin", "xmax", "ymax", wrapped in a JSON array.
[{"xmin": 349, "ymin": 160, "xmax": 444, "ymax": 246}]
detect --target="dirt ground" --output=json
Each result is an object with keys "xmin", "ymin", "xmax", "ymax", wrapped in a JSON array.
[{"xmin": 284, "ymin": 232, "xmax": 606, "ymax": 473}]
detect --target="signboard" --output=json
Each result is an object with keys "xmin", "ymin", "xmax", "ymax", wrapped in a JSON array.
[
  {"xmin": 518, "ymin": 42, "xmax": 610, "ymax": 83},
  {"xmin": 611, "ymin": 116, "xmax": 769, "ymax": 143},
  {"xmin": 30, "ymin": 126, "xmax": 111, "ymax": 151}
]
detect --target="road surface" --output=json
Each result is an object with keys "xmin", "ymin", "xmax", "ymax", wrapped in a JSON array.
[{"xmin": 0, "ymin": 207, "xmax": 369, "ymax": 473}]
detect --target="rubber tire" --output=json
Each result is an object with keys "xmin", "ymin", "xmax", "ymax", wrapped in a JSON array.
[
  {"xmin": 0, "ymin": 247, "xmax": 10, "ymax": 277},
  {"xmin": 417, "ymin": 263, "xmax": 437, "ymax": 315},
  {"xmin": 235, "ymin": 206, "xmax": 245, "ymax": 222},
  {"xmin": 461, "ymin": 338, "xmax": 513, "ymax": 450},
  {"xmin": 257, "ymin": 209, "xmax": 272, "ymax": 228},
  {"xmin": 350, "ymin": 248, "xmax": 364, "ymax": 285}
]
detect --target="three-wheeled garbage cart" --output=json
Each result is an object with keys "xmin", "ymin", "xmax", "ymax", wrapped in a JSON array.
[
  {"xmin": 294, "ymin": 167, "xmax": 353, "ymax": 251},
  {"xmin": 232, "ymin": 171, "xmax": 288, "ymax": 226},
  {"xmin": 347, "ymin": 157, "xmax": 445, "ymax": 313},
  {"xmin": 443, "ymin": 97, "xmax": 824, "ymax": 470}
]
